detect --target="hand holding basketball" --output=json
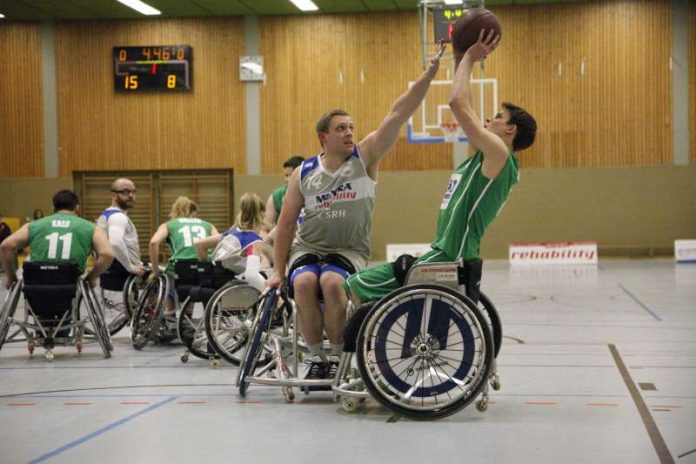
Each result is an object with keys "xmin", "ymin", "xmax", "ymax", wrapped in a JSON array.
[
  {"xmin": 426, "ymin": 40, "xmax": 447, "ymax": 77},
  {"xmin": 465, "ymin": 29, "xmax": 500, "ymax": 62}
]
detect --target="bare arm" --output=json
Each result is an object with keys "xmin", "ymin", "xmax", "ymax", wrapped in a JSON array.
[
  {"xmin": 449, "ymin": 30, "xmax": 509, "ymax": 179},
  {"xmin": 268, "ymin": 168, "xmax": 303, "ymax": 288},
  {"xmin": 148, "ymin": 223, "xmax": 168, "ymax": 277},
  {"xmin": 359, "ymin": 42, "xmax": 445, "ymax": 180},
  {"xmin": 264, "ymin": 195, "xmax": 278, "ymax": 227},
  {"xmin": 0, "ymin": 224, "xmax": 29, "ymax": 288},
  {"xmin": 86, "ymin": 227, "xmax": 115, "ymax": 285},
  {"xmin": 195, "ymin": 234, "xmax": 221, "ymax": 261}
]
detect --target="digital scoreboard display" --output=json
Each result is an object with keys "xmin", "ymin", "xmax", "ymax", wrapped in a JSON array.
[
  {"xmin": 432, "ymin": 7, "xmax": 469, "ymax": 43},
  {"xmin": 113, "ymin": 45, "xmax": 192, "ymax": 92}
]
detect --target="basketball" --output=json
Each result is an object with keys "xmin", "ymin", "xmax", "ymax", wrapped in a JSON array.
[{"xmin": 451, "ymin": 8, "xmax": 502, "ymax": 54}]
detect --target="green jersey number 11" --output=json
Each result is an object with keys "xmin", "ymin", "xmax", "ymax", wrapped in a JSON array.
[{"xmin": 45, "ymin": 232, "xmax": 73, "ymax": 260}]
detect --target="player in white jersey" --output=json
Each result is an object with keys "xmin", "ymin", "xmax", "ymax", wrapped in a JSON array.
[
  {"xmin": 267, "ymin": 42, "xmax": 446, "ymax": 381},
  {"xmin": 97, "ymin": 178, "xmax": 145, "ymax": 278}
]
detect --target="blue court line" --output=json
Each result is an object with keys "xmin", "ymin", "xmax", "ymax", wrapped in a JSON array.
[
  {"xmin": 618, "ymin": 284, "xmax": 662, "ymax": 321},
  {"xmin": 27, "ymin": 395, "xmax": 179, "ymax": 464}
]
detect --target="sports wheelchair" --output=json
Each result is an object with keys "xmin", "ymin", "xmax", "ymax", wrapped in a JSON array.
[
  {"xmin": 130, "ymin": 260, "xmax": 237, "ymax": 362},
  {"xmin": 0, "ymin": 262, "xmax": 113, "ymax": 361},
  {"xmin": 97, "ymin": 260, "xmax": 149, "ymax": 335},
  {"xmin": 332, "ymin": 259, "xmax": 502, "ymax": 420},
  {"xmin": 235, "ymin": 287, "xmax": 345, "ymax": 402}
]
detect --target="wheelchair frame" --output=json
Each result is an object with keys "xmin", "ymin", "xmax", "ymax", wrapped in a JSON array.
[
  {"xmin": 0, "ymin": 276, "xmax": 113, "ymax": 361},
  {"xmin": 332, "ymin": 260, "xmax": 502, "ymax": 420}
]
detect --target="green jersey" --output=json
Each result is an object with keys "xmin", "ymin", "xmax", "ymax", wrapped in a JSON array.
[
  {"xmin": 432, "ymin": 150, "xmax": 519, "ymax": 260},
  {"xmin": 271, "ymin": 185, "xmax": 287, "ymax": 215},
  {"xmin": 28, "ymin": 213, "xmax": 96, "ymax": 273},
  {"xmin": 165, "ymin": 217, "xmax": 214, "ymax": 268}
]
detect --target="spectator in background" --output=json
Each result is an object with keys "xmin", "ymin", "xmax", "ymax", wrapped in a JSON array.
[
  {"xmin": 0, "ymin": 214, "xmax": 11, "ymax": 247},
  {"xmin": 33, "ymin": 209, "xmax": 45, "ymax": 221},
  {"xmin": 264, "ymin": 156, "xmax": 305, "ymax": 230}
]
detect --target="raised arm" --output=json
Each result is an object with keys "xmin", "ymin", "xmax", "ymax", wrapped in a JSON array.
[
  {"xmin": 449, "ymin": 30, "xmax": 509, "ymax": 179},
  {"xmin": 358, "ymin": 42, "xmax": 445, "ymax": 180},
  {"xmin": 267, "ymin": 167, "xmax": 303, "ymax": 289},
  {"xmin": 0, "ymin": 224, "xmax": 29, "ymax": 288}
]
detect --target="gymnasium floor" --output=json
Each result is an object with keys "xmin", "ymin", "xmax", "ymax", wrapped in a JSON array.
[{"xmin": 1, "ymin": 259, "xmax": 694, "ymax": 464}]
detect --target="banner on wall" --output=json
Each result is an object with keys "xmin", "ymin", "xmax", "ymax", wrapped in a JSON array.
[
  {"xmin": 509, "ymin": 241, "xmax": 598, "ymax": 266},
  {"xmin": 674, "ymin": 240, "xmax": 696, "ymax": 263}
]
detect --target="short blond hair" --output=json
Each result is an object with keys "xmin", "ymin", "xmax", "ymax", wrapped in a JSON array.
[{"xmin": 169, "ymin": 196, "xmax": 195, "ymax": 219}]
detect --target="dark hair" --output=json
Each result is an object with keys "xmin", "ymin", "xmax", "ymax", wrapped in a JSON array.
[
  {"xmin": 503, "ymin": 102, "xmax": 537, "ymax": 152},
  {"xmin": 33, "ymin": 209, "xmax": 44, "ymax": 220},
  {"xmin": 53, "ymin": 190, "xmax": 80, "ymax": 212},
  {"xmin": 283, "ymin": 156, "xmax": 305, "ymax": 169},
  {"xmin": 316, "ymin": 109, "xmax": 350, "ymax": 134}
]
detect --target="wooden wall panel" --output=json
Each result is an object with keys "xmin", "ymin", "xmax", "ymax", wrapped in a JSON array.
[
  {"xmin": 259, "ymin": 12, "xmax": 451, "ymax": 173},
  {"xmin": 485, "ymin": 1, "xmax": 672, "ymax": 168},
  {"xmin": 56, "ymin": 19, "xmax": 245, "ymax": 176},
  {"xmin": 0, "ymin": 23, "xmax": 44, "ymax": 177},
  {"xmin": 690, "ymin": 1, "xmax": 696, "ymax": 164}
]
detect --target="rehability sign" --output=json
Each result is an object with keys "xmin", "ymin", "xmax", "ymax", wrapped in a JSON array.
[
  {"xmin": 674, "ymin": 240, "xmax": 696, "ymax": 263},
  {"xmin": 509, "ymin": 241, "xmax": 598, "ymax": 266}
]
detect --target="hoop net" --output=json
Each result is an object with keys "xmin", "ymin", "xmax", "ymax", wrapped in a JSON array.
[{"xmin": 440, "ymin": 122, "xmax": 461, "ymax": 144}]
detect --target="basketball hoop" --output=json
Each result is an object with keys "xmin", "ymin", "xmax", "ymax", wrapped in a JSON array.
[{"xmin": 440, "ymin": 122, "xmax": 461, "ymax": 143}]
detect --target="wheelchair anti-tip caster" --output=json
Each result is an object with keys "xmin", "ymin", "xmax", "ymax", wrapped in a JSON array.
[
  {"xmin": 28, "ymin": 342, "xmax": 35, "ymax": 356},
  {"xmin": 181, "ymin": 353, "xmax": 189, "ymax": 363},
  {"xmin": 476, "ymin": 396, "xmax": 489, "ymax": 412},
  {"xmin": 76, "ymin": 341, "xmax": 83, "ymax": 353},
  {"xmin": 491, "ymin": 375, "xmax": 501, "ymax": 391},
  {"xmin": 45, "ymin": 350, "xmax": 55, "ymax": 362},
  {"xmin": 341, "ymin": 396, "xmax": 359, "ymax": 413},
  {"xmin": 210, "ymin": 358, "xmax": 221, "ymax": 368},
  {"xmin": 283, "ymin": 386, "xmax": 295, "ymax": 403}
]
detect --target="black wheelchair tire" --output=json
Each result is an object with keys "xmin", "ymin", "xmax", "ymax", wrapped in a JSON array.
[
  {"xmin": 479, "ymin": 291, "xmax": 503, "ymax": 358},
  {"xmin": 130, "ymin": 275, "xmax": 166, "ymax": 351}
]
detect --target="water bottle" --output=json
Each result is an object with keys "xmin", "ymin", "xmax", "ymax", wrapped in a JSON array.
[{"xmin": 243, "ymin": 255, "xmax": 265, "ymax": 292}]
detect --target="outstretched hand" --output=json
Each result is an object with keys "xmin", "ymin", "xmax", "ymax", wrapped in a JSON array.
[
  {"xmin": 426, "ymin": 40, "xmax": 447, "ymax": 77},
  {"xmin": 465, "ymin": 29, "xmax": 500, "ymax": 63}
]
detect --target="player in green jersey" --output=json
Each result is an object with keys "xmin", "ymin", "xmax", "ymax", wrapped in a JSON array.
[
  {"xmin": 149, "ymin": 196, "xmax": 218, "ymax": 278},
  {"xmin": 264, "ymin": 155, "xmax": 305, "ymax": 242},
  {"xmin": 1, "ymin": 190, "xmax": 115, "ymax": 288},
  {"xmin": 345, "ymin": 31, "xmax": 537, "ymax": 306}
]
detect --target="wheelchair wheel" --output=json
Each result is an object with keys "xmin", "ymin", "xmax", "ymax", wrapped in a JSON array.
[
  {"xmin": 130, "ymin": 275, "xmax": 166, "ymax": 350},
  {"xmin": 177, "ymin": 298, "xmax": 211, "ymax": 360},
  {"xmin": 356, "ymin": 284, "xmax": 494, "ymax": 420},
  {"xmin": 237, "ymin": 290, "xmax": 276, "ymax": 397},
  {"xmin": 80, "ymin": 281, "xmax": 113, "ymax": 357},
  {"xmin": 205, "ymin": 282, "xmax": 261, "ymax": 366},
  {"xmin": 0, "ymin": 281, "xmax": 23, "ymax": 351},
  {"xmin": 479, "ymin": 291, "xmax": 502, "ymax": 358}
]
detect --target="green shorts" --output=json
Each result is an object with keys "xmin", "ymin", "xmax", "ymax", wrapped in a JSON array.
[{"xmin": 344, "ymin": 249, "xmax": 452, "ymax": 303}]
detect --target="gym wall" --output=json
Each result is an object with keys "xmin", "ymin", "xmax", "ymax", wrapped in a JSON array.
[{"xmin": 1, "ymin": 1, "xmax": 692, "ymax": 177}]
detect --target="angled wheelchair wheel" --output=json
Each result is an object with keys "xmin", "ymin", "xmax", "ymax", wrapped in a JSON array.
[
  {"xmin": 356, "ymin": 284, "xmax": 494, "ymax": 420},
  {"xmin": 0, "ymin": 281, "xmax": 23, "ymax": 351},
  {"xmin": 177, "ymin": 298, "xmax": 211, "ymax": 360},
  {"xmin": 205, "ymin": 282, "xmax": 261, "ymax": 366},
  {"xmin": 80, "ymin": 281, "xmax": 113, "ymax": 357},
  {"xmin": 479, "ymin": 291, "xmax": 502, "ymax": 358},
  {"xmin": 130, "ymin": 275, "xmax": 166, "ymax": 350},
  {"xmin": 237, "ymin": 290, "xmax": 276, "ymax": 397}
]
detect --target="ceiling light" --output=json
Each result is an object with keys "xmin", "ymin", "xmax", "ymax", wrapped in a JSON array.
[
  {"xmin": 116, "ymin": 0, "xmax": 161, "ymax": 16},
  {"xmin": 288, "ymin": 0, "xmax": 319, "ymax": 12},
  {"xmin": 0, "ymin": 13, "xmax": 5, "ymax": 18}
]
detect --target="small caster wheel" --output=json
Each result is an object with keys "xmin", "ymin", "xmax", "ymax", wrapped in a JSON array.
[
  {"xmin": 28, "ymin": 343, "xmax": 35, "ymax": 356},
  {"xmin": 76, "ymin": 341, "xmax": 83, "ymax": 353},
  {"xmin": 491, "ymin": 376, "xmax": 501, "ymax": 391},
  {"xmin": 341, "ymin": 396, "xmax": 359, "ymax": 413},
  {"xmin": 181, "ymin": 353, "xmax": 189, "ymax": 363},
  {"xmin": 476, "ymin": 398, "xmax": 488, "ymax": 412},
  {"xmin": 211, "ymin": 358, "xmax": 220, "ymax": 368},
  {"xmin": 45, "ymin": 351, "xmax": 55, "ymax": 362},
  {"xmin": 283, "ymin": 387, "xmax": 295, "ymax": 403}
]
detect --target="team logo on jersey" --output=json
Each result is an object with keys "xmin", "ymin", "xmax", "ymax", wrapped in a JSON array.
[
  {"xmin": 441, "ymin": 174, "xmax": 462, "ymax": 209},
  {"xmin": 314, "ymin": 182, "xmax": 356, "ymax": 209}
]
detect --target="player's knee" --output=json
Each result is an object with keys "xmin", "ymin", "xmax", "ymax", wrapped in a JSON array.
[
  {"xmin": 292, "ymin": 272, "xmax": 319, "ymax": 299},
  {"xmin": 319, "ymin": 273, "xmax": 346, "ymax": 298}
]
